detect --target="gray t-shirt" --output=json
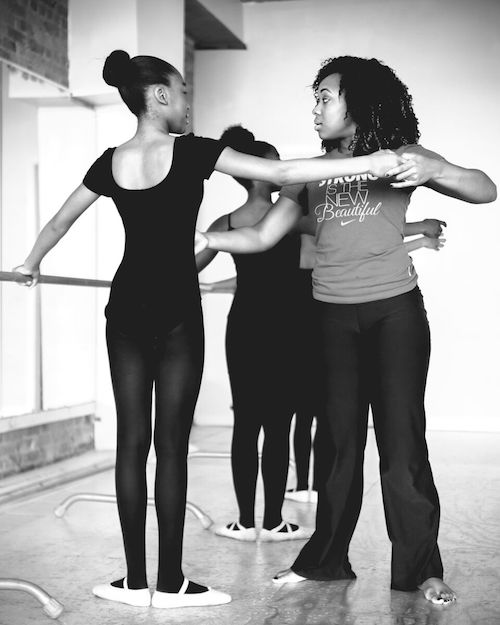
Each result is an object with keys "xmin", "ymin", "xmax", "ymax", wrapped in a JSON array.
[{"xmin": 281, "ymin": 169, "xmax": 417, "ymax": 304}]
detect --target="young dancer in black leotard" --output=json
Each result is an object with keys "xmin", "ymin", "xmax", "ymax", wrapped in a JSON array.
[
  {"xmin": 14, "ymin": 50, "xmax": 412, "ymax": 610},
  {"xmin": 197, "ymin": 125, "xmax": 312, "ymax": 542},
  {"xmin": 197, "ymin": 55, "xmax": 496, "ymax": 605}
]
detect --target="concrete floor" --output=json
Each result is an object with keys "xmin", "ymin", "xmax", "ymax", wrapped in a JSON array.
[{"xmin": 1, "ymin": 426, "xmax": 499, "ymax": 625}]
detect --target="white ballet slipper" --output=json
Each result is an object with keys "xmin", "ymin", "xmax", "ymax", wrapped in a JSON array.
[
  {"xmin": 92, "ymin": 577, "xmax": 151, "ymax": 607},
  {"xmin": 151, "ymin": 578, "xmax": 231, "ymax": 608},
  {"xmin": 284, "ymin": 489, "xmax": 318, "ymax": 503},
  {"xmin": 260, "ymin": 521, "xmax": 313, "ymax": 542},
  {"xmin": 214, "ymin": 521, "xmax": 257, "ymax": 541},
  {"xmin": 272, "ymin": 569, "xmax": 308, "ymax": 585}
]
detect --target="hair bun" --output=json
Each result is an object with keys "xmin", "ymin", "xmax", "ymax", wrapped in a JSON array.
[
  {"xmin": 103, "ymin": 50, "xmax": 132, "ymax": 87},
  {"xmin": 220, "ymin": 125, "xmax": 255, "ymax": 152}
]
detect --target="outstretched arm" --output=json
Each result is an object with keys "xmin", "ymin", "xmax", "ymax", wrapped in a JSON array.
[
  {"xmin": 196, "ymin": 214, "xmax": 229, "ymax": 272},
  {"xmin": 13, "ymin": 184, "xmax": 100, "ymax": 286},
  {"xmin": 404, "ymin": 218, "xmax": 447, "ymax": 238},
  {"xmin": 199, "ymin": 196, "xmax": 303, "ymax": 255},
  {"xmin": 214, "ymin": 147, "xmax": 411, "ymax": 187},
  {"xmin": 199, "ymin": 276, "xmax": 237, "ymax": 294},
  {"xmin": 392, "ymin": 145, "xmax": 497, "ymax": 203},
  {"xmin": 405, "ymin": 236, "xmax": 446, "ymax": 253}
]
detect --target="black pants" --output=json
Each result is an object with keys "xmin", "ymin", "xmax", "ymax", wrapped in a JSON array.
[
  {"xmin": 292, "ymin": 288, "xmax": 443, "ymax": 590},
  {"xmin": 106, "ymin": 308, "xmax": 204, "ymax": 592},
  {"xmin": 226, "ymin": 306, "xmax": 295, "ymax": 529}
]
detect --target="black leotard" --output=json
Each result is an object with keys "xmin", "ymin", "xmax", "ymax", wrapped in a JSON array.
[
  {"xmin": 83, "ymin": 134, "xmax": 224, "ymax": 335},
  {"xmin": 82, "ymin": 134, "xmax": 224, "ymax": 592}
]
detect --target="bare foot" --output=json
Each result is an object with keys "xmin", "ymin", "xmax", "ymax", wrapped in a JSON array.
[
  {"xmin": 272, "ymin": 569, "xmax": 307, "ymax": 585},
  {"xmin": 418, "ymin": 577, "xmax": 456, "ymax": 605}
]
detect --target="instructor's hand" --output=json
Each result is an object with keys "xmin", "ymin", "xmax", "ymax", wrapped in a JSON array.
[{"xmin": 369, "ymin": 150, "xmax": 413, "ymax": 179}]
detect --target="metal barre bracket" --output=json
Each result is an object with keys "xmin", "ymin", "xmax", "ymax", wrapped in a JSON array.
[
  {"xmin": 0, "ymin": 579, "xmax": 63, "ymax": 619},
  {"xmin": 54, "ymin": 493, "xmax": 213, "ymax": 529}
]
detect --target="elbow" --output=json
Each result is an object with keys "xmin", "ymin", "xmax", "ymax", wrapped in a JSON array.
[
  {"xmin": 257, "ymin": 230, "xmax": 279, "ymax": 252},
  {"xmin": 487, "ymin": 181, "xmax": 497, "ymax": 203},
  {"xmin": 274, "ymin": 162, "xmax": 292, "ymax": 187},
  {"xmin": 49, "ymin": 219, "xmax": 70, "ymax": 237},
  {"xmin": 472, "ymin": 174, "xmax": 497, "ymax": 204},
  {"xmin": 472, "ymin": 183, "xmax": 497, "ymax": 204}
]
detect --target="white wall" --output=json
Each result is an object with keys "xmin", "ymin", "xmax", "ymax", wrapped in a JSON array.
[
  {"xmin": 194, "ymin": 0, "xmax": 500, "ymax": 431},
  {"xmin": 0, "ymin": 68, "xmax": 38, "ymax": 416},
  {"xmin": 37, "ymin": 105, "xmax": 98, "ymax": 409},
  {"xmin": 69, "ymin": 0, "xmax": 185, "ymax": 99}
]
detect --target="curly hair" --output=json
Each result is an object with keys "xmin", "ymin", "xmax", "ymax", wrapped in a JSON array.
[
  {"xmin": 220, "ymin": 125, "xmax": 279, "ymax": 190},
  {"xmin": 313, "ymin": 56, "xmax": 420, "ymax": 155}
]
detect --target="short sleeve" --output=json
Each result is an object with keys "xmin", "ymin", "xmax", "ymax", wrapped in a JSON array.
[
  {"xmin": 82, "ymin": 149, "xmax": 114, "ymax": 197},
  {"xmin": 182, "ymin": 134, "xmax": 225, "ymax": 180},
  {"xmin": 280, "ymin": 183, "xmax": 309, "ymax": 215}
]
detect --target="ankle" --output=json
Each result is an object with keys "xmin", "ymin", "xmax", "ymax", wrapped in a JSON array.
[{"xmin": 263, "ymin": 521, "xmax": 282, "ymax": 531}]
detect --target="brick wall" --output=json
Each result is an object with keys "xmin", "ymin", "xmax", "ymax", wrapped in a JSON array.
[
  {"xmin": 0, "ymin": 416, "xmax": 94, "ymax": 479},
  {"xmin": 0, "ymin": 0, "xmax": 68, "ymax": 86}
]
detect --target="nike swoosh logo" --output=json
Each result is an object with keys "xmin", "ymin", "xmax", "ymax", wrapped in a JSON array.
[{"xmin": 340, "ymin": 219, "xmax": 356, "ymax": 226}]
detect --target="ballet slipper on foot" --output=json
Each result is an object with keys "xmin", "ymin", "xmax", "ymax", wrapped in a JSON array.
[
  {"xmin": 418, "ymin": 578, "xmax": 457, "ymax": 605},
  {"xmin": 259, "ymin": 521, "xmax": 313, "ymax": 542},
  {"xmin": 92, "ymin": 577, "xmax": 151, "ymax": 607},
  {"xmin": 272, "ymin": 569, "xmax": 308, "ymax": 585},
  {"xmin": 214, "ymin": 521, "xmax": 257, "ymax": 541},
  {"xmin": 151, "ymin": 578, "xmax": 231, "ymax": 608},
  {"xmin": 284, "ymin": 489, "xmax": 318, "ymax": 503}
]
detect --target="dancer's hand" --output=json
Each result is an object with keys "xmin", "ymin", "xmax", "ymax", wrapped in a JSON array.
[
  {"xmin": 423, "ymin": 236, "xmax": 446, "ymax": 251},
  {"xmin": 194, "ymin": 230, "xmax": 209, "ymax": 255},
  {"xmin": 12, "ymin": 264, "xmax": 40, "ymax": 287},
  {"xmin": 369, "ymin": 150, "xmax": 413, "ymax": 179},
  {"xmin": 391, "ymin": 145, "xmax": 444, "ymax": 188},
  {"xmin": 421, "ymin": 219, "xmax": 447, "ymax": 238}
]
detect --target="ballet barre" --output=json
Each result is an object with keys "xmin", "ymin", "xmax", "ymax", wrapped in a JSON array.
[
  {"xmin": 188, "ymin": 449, "xmax": 296, "ymax": 471},
  {"xmin": 53, "ymin": 493, "xmax": 213, "ymax": 528},
  {"xmin": 0, "ymin": 270, "xmax": 111, "ymax": 288},
  {"xmin": 0, "ymin": 579, "xmax": 63, "ymax": 619}
]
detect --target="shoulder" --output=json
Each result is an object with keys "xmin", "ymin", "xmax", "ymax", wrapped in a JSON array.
[
  {"xmin": 82, "ymin": 148, "xmax": 116, "ymax": 196},
  {"xmin": 177, "ymin": 133, "xmax": 221, "ymax": 149},
  {"xmin": 177, "ymin": 133, "xmax": 225, "ymax": 178}
]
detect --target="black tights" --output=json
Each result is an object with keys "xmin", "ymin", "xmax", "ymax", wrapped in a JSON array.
[
  {"xmin": 293, "ymin": 412, "xmax": 327, "ymax": 491},
  {"xmin": 226, "ymin": 312, "xmax": 295, "ymax": 530},
  {"xmin": 106, "ymin": 311, "xmax": 203, "ymax": 592},
  {"xmin": 230, "ymin": 400, "xmax": 293, "ymax": 529}
]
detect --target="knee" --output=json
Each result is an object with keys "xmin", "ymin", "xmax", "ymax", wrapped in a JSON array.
[{"xmin": 117, "ymin": 434, "xmax": 151, "ymax": 461}]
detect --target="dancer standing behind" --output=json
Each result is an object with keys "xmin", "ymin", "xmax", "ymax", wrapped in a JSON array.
[
  {"xmin": 197, "ymin": 125, "xmax": 311, "ymax": 542},
  {"xmin": 14, "ymin": 50, "xmax": 410, "ymax": 609},
  {"xmin": 196, "ymin": 55, "xmax": 496, "ymax": 605}
]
